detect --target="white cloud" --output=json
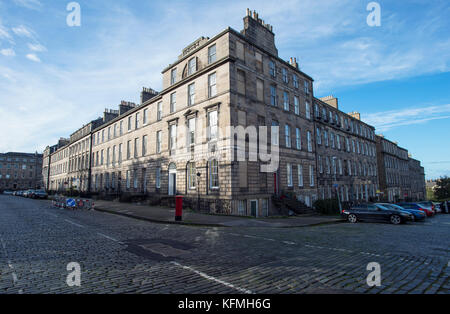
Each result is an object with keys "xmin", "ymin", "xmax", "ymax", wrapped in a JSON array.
[
  {"xmin": 26, "ymin": 53, "xmax": 40, "ymax": 62},
  {"xmin": 27, "ymin": 43, "xmax": 46, "ymax": 52},
  {"xmin": 0, "ymin": 48, "xmax": 15, "ymax": 56},
  {"xmin": 364, "ymin": 104, "xmax": 450, "ymax": 132},
  {"xmin": 13, "ymin": 0, "xmax": 42, "ymax": 10},
  {"xmin": 12, "ymin": 25, "xmax": 34, "ymax": 38}
]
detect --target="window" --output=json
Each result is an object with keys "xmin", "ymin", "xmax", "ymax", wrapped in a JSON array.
[
  {"xmin": 305, "ymin": 102, "xmax": 311, "ymax": 120},
  {"xmin": 318, "ymin": 156, "xmax": 323, "ymax": 173},
  {"xmin": 170, "ymin": 92, "xmax": 176, "ymax": 113},
  {"xmin": 271, "ymin": 121, "xmax": 279, "ymax": 146},
  {"xmin": 126, "ymin": 171, "xmax": 130, "ymax": 189},
  {"xmin": 324, "ymin": 130, "xmax": 329, "ymax": 147},
  {"xmin": 156, "ymin": 167, "xmax": 161, "ymax": 188},
  {"xmin": 169, "ymin": 125, "xmax": 177, "ymax": 152},
  {"xmin": 106, "ymin": 148, "xmax": 110, "ymax": 166},
  {"xmin": 304, "ymin": 81, "xmax": 310, "ymax": 94},
  {"xmin": 127, "ymin": 141, "xmax": 131, "ymax": 159},
  {"xmin": 188, "ymin": 118, "xmax": 196, "ymax": 147},
  {"xmin": 127, "ymin": 116, "xmax": 132, "ymax": 131},
  {"xmin": 237, "ymin": 70, "xmax": 246, "ymax": 95},
  {"xmin": 118, "ymin": 144, "xmax": 122, "ymax": 164},
  {"xmin": 310, "ymin": 165, "xmax": 315, "ymax": 187},
  {"xmin": 102, "ymin": 130, "xmax": 105, "ymax": 142},
  {"xmin": 208, "ymin": 111, "xmax": 218, "ymax": 142},
  {"xmin": 283, "ymin": 91, "xmax": 289, "ymax": 111},
  {"xmin": 285, "ymin": 125, "xmax": 291, "ymax": 148},
  {"xmin": 108, "ymin": 127, "xmax": 111, "ymax": 141},
  {"xmin": 338, "ymin": 159, "xmax": 343, "ymax": 175},
  {"xmin": 156, "ymin": 131, "xmax": 162, "ymax": 153},
  {"xmin": 307, "ymin": 131, "xmax": 312, "ymax": 152},
  {"xmin": 209, "ymin": 159, "xmax": 219, "ymax": 189},
  {"xmin": 188, "ymin": 57, "xmax": 196, "ymax": 75},
  {"xmin": 157, "ymin": 102, "xmax": 162, "ymax": 121},
  {"xmin": 134, "ymin": 138, "xmax": 139, "ymax": 158},
  {"xmin": 298, "ymin": 164, "xmax": 304, "ymax": 187},
  {"xmin": 269, "ymin": 60, "xmax": 276, "ymax": 77},
  {"xmin": 188, "ymin": 162, "xmax": 196, "ymax": 189},
  {"xmin": 133, "ymin": 169, "xmax": 138, "ymax": 189},
  {"xmin": 171, "ymin": 68, "xmax": 177, "ymax": 85},
  {"xmin": 294, "ymin": 96, "xmax": 299, "ymax": 115},
  {"xmin": 287, "ymin": 163, "xmax": 293, "ymax": 187},
  {"xmin": 143, "ymin": 109, "xmax": 148, "ymax": 125},
  {"xmin": 100, "ymin": 150, "xmax": 104, "ymax": 165},
  {"xmin": 112, "ymin": 145, "xmax": 116, "ymax": 165},
  {"xmin": 188, "ymin": 83, "xmax": 195, "ymax": 106},
  {"xmin": 296, "ymin": 128, "xmax": 301, "ymax": 150},
  {"xmin": 120, "ymin": 121, "xmax": 123, "ymax": 135},
  {"xmin": 208, "ymin": 44, "xmax": 216, "ymax": 64},
  {"xmin": 282, "ymin": 68, "xmax": 288, "ymax": 83},
  {"xmin": 270, "ymin": 85, "xmax": 277, "ymax": 106},
  {"xmin": 142, "ymin": 135, "xmax": 147, "ymax": 156},
  {"xmin": 316, "ymin": 127, "xmax": 322, "ymax": 145},
  {"xmin": 293, "ymin": 75, "xmax": 299, "ymax": 88},
  {"xmin": 256, "ymin": 79, "xmax": 264, "ymax": 101},
  {"xmin": 208, "ymin": 73, "xmax": 217, "ymax": 97},
  {"xmin": 135, "ymin": 112, "xmax": 140, "ymax": 129}
]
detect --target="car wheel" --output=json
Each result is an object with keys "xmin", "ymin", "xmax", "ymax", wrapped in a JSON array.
[
  {"xmin": 348, "ymin": 214, "xmax": 358, "ymax": 223},
  {"xmin": 390, "ymin": 215, "xmax": 401, "ymax": 225}
]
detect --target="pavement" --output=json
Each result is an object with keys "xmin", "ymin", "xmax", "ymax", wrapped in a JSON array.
[
  {"xmin": 1, "ymin": 195, "xmax": 449, "ymax": 294},
  {"xmin": 92, "ymin": 199, "xmax": 343, "ymax": 228}
]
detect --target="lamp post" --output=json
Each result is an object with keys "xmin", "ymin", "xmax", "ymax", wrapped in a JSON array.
[
  {"xmin": 197, "ymin": 172, "xmax": 201, "ymax": 211},
  {"xmin": 332, "ymin": 157, "xmax": 343, "ymax": 213}
]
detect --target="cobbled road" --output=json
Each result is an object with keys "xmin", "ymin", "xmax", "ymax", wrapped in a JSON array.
[{"xmin": 0, "ymin": 195, "xmax": 448, "ymax": 294}]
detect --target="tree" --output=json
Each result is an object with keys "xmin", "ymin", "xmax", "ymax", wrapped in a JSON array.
[{"xmin": 434, "ymin": 176, "xmax": 450, "ymax": 200}]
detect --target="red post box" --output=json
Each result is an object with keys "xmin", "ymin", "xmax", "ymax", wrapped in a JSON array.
[{"xmin": 175, "ymin": 196, "xmax": 183, "ymax": 221}]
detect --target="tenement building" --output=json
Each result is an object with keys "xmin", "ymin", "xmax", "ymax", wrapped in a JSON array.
[
  {"xmin": 0, "ymin": 152, "xmax": 43, "ymax": 191},
  {"xmin": 313, "ymin": 97, "xmax": 378, "ymax": 203},
  {"xmin": 43, "ymin": 10, "xmax": 427, "ymax": 216},
  {"xmin": 376, "ymin": 135, "xmax": 426, "ymax": 202},
  {"xmin": 408, "ymin": 157, "xmax": 426, "ymax": 201}
]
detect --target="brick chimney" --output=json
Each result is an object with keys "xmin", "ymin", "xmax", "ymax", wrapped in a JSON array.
[
  {"xmin": 320, "ymin": 96, "xmax": 339, "ymax": 109},
  {"xmin": 348, "ymin": 111, "xmax": 361, "ymax": 121}
]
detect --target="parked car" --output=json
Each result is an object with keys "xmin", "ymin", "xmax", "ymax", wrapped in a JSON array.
[
  {"xmin": 418, "ymin": 201, "xmax": 436, "ymax": 214},
  {"xmin": 397, "ymin": 202, "xmax": 434, "ymax": 217},
  {"xmin": 432, "ymin": 202, "xmax": 441, "ymax": 213},
  {"xmin": 377, "ymin": 203, "xmax": 426, "ymax": 221},
  {"xmin": 2, "ymin": 190, "xmax": 13, "ymax": 195},
  {"xmin": 342, "ymin": 203, "xmax": 414, "ymax": 225},
  {"xmin": 23, "ymin": 190, "xmax": 35, "ymax": 198},
  {"xmin": 31, "ymin": 190, "xmax": 48, "ymax": 199}
]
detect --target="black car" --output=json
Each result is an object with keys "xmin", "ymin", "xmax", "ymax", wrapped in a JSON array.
[{"xmin": 341, "ymin": 203, "xmax": 414, "ymax": 225}]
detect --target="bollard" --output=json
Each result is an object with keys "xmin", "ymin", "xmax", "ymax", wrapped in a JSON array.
[{"xmin": 175, "ymin": 196, "xmax": 183, "ymax": 222}]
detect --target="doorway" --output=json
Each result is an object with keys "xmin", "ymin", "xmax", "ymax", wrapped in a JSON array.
[
  {"xmin": 250, "ymin": 200, "xmax": 258, "ymax": 218},
  {"xmin": 168, "ymin": 163, "xmax": 177, "ymax": 196}
]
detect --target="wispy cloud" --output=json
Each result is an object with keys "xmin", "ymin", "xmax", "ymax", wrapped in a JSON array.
[
  {"xmin": 27, "ymin": 43, "xmax": 46, "ymax": 52},
  {"xmin": 0, "ymin": 48, "xmax": 15, "ymax": 56},
  {"xmin": 25, "ymin": 53, "xmax": 40, "ymax": 62},
  {"xmin": 12, "ymin": 25, "xmax": 34, "ymax": 38},
  {"xmin": 13, "ymin": 0, "xmax": 42, "ymax": 10},
  {"xmin": 364, "ymin": 104, "xmax": 450, "ymax": 132}
]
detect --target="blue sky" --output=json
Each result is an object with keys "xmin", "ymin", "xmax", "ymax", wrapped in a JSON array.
[{"xmin": 0, "ymin": 0, "xmax": 449, "ymax": 179}]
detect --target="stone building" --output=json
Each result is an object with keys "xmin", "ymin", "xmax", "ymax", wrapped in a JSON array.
[
  {"xmin": 313, "ymin": 97, "xmax": 378, "ymax": 203},
  {"xmin": 408, "ymin": 157, "xmax": 426, "ymax": 201},
  {"xmin": 44, "ymin": 10, "xmax": 318, "ymax": 216},
  {"xmin": 376, "ymin": 135, "xmax": 426, "ymax": 202},
  {"xmin": 0, "ymin": 152, "xmax": 43, "ymax": 191}
]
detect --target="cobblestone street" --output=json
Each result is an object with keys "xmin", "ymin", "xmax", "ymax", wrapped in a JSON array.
[{"xmin": 0, "ymin": 195, "xmax": 448, "ymax": 294}]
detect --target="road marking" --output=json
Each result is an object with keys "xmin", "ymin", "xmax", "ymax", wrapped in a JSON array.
[
  {"xmin": 97, "ymin": 233, "xmax": 124, "ymax": 245},
  {"xmin": 170, "ymin": 261, "xmax": 253, "ymax": 294},
  {"xmin": 65, "ymin": 219, "xmax": 85, "ymax": 228},
  {"xmin": 0, "ymin": 237, "xmax": 23, "ymax": 294}
]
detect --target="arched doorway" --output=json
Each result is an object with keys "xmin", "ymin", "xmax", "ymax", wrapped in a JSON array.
[{"xmin": 168, "ymin": 163, "xmax": 177, "ymax": 196}]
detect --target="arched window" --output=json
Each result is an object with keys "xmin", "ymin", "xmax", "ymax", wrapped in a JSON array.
[{"xmin": 209, "ymin": 159, "xmax": 219, "ymax": 189}]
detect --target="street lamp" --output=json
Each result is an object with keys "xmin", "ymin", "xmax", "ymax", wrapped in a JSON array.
[
  {"xmin": 197, "ymin": 172, "xmax": 201, "ymax": 211},
  {"xmin": 332, "ymin": 157, "xmax": 343, "ymax": 213}
]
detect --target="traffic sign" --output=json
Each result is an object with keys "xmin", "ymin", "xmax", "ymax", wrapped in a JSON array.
[{"xmin": 66, "ymin": 199, "xmax": 76, "ymax": 207}]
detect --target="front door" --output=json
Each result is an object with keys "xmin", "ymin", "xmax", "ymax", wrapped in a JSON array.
[
  {"xmin": 168, "ymin": 163, "xmax": 177, "ymax": 196},
  {"xmin": 250, "ymin": 200, "xmax": 258, "ymax": 218}
]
